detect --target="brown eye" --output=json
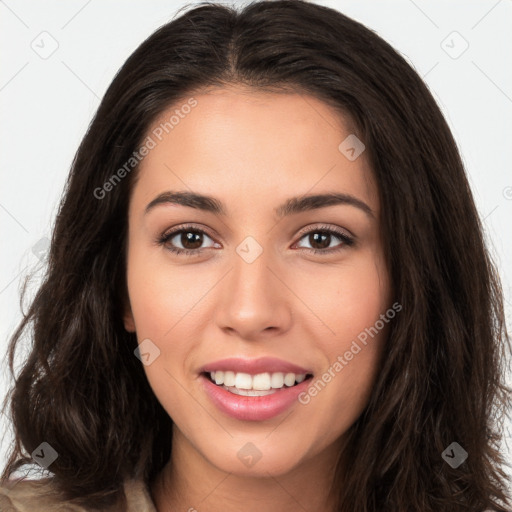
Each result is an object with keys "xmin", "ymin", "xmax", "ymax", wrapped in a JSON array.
[
  {"xmin": 295, "ymin": 227, "xmax": 354, "ymax": 253},
  {"xmin": 158, "ymin": 226, "xmax": 218, "ymax": 255},
  {"xmin": 175, "ymin": 231, "xmax": 204, "ymax": 250},
  {"xmin": 306, "ymin": 232, "xmax": 333, "ymax": 250}
]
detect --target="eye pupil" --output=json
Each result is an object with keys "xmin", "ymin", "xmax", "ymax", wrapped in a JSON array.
[
  {"xmin": 182, "ymin": 231, "xmax": 203, "ymax": 249},
  {"xmin": 310, "ymin": 232, "xmax": 330, "ymax": 249}
]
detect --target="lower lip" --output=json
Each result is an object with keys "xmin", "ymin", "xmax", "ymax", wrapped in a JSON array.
[{"xmin": 200, "ymin": 374, "xmax": 312, "ymax": 421}]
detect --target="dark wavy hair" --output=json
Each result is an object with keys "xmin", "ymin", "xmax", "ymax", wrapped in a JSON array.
[{"xmin": 1, "ymin": 1, "xmax": 511, "ymax": 510}]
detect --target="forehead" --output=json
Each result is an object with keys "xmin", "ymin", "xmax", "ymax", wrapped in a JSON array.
[{"xmin": 132, "ymin": 86, "xmax": 378, "ymax": 215}]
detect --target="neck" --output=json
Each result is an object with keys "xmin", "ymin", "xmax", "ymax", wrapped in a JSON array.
[{"xmin": 150, "ymin": 428, "xmax": 345, "ymax": 512}]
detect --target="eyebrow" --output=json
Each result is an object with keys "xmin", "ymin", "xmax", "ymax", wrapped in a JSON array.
[{"xmin": 144, "ymin": 190, "xmax": 374, "ymax": 219}]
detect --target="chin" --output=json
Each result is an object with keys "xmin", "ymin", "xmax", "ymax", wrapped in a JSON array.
[{"xmin": 197, "ymin": 434, "xmax": 313, "ymax": 477}]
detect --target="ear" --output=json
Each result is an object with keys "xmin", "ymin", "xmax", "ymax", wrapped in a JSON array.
[
  {"xmin": 122, "ymin": 292, "xmax": 136, "ymax": 333},
  {"xmin": 123, "ymin": 305, "xmax": 136, "ymax": 332}
]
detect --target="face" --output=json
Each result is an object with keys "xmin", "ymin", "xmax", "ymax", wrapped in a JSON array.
[{"xmin": 123, "ymin": 85, "xmax": 391, "ymax": 478}]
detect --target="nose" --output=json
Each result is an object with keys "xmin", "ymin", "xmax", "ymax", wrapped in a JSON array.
[{"xmin": 213, "ymin": 246, "xmax": 293, "ymax": 341}]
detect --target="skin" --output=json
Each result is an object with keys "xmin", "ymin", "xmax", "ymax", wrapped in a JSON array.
[{"xmin": 123, "ymin": 85, "xmax": 391, "ymax": 512}]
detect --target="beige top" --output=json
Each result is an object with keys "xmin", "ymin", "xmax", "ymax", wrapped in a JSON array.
[{"xmin": 0, "ymin": 477, "xmax": 157, "ymax": 511}]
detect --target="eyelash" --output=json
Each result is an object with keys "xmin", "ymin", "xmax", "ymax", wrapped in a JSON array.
[{"xmin": 156, "ymin": 223, "xmax": 355, "ymax": 257}]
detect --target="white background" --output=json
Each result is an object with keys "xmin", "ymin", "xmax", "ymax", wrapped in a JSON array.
[{"xmin": 1, "ymin": 0, "xmax": 511, "ymax": 486}]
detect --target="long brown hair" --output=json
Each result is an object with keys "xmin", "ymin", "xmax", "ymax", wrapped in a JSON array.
[{"xmin": 1, "ymin": 1, "xmax": 511, "ymax": 510}]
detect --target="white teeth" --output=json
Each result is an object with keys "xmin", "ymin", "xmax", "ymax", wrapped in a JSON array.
[
  {"xmin": 223, "ymin": 370, "xmax": 236, "ymax": 387},
  {"xmin": 271, "ymin": 372, "xmax": 284, "ymax": 388},
  {"xmin": 209, "ymin": 370, "xmax": 308, "ymax": 391},
  {"xmin": 284, "ymin": 373, "xmax": 296, "ymax": 387},
  {"xmin": 235, "ymin": 372, "xmax": 253, "ymax": 389},
  {"xmin": 252, "ymin": 373, "xmax": 271, "ymax": 391}
]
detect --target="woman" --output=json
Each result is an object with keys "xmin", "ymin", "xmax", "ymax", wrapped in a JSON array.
[{"xmin": 1, "ymin": 1, "xmax": 510, "ymax": 510}]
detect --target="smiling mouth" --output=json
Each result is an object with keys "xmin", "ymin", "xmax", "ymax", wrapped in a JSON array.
[{"xmin": 202, "ymin": 370, "xmax": 314, "ymax": 396}]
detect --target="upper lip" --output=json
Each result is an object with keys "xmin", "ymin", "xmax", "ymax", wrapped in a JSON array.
[{"xmin": 200, "ymin": 357, "xmax": 312, "ymax": 376}]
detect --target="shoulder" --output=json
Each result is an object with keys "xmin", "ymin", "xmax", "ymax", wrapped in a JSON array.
[
  {"xmin": 0, "ymin": 477, "xmax": 85, "ymax": 511},
  {"xmin": 0, "ymin": 477, "xmax": 157, "ymax": 512}
]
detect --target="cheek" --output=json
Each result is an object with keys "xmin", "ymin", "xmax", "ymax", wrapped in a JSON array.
[
  {"xmin": 125, "ymin": 240, "xmax": 208, "ymax": 340},
  {"xmin": 299, "ymin": 249, "xmax": 390, "ymax": 416},
  {"xmin": 335, "ymin": 327, "xmax": 387, "ymax": 398},
  {"xmin": 126, "ymin": 259, "xmax": 195, "ymax": 419},
  {"xmin": 298, "ymin": 249, "xmax": 390, "ymax": 354},
  {"xmin": 125, "ymin": 245, "xmax": 193, "ymax": 389}
]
